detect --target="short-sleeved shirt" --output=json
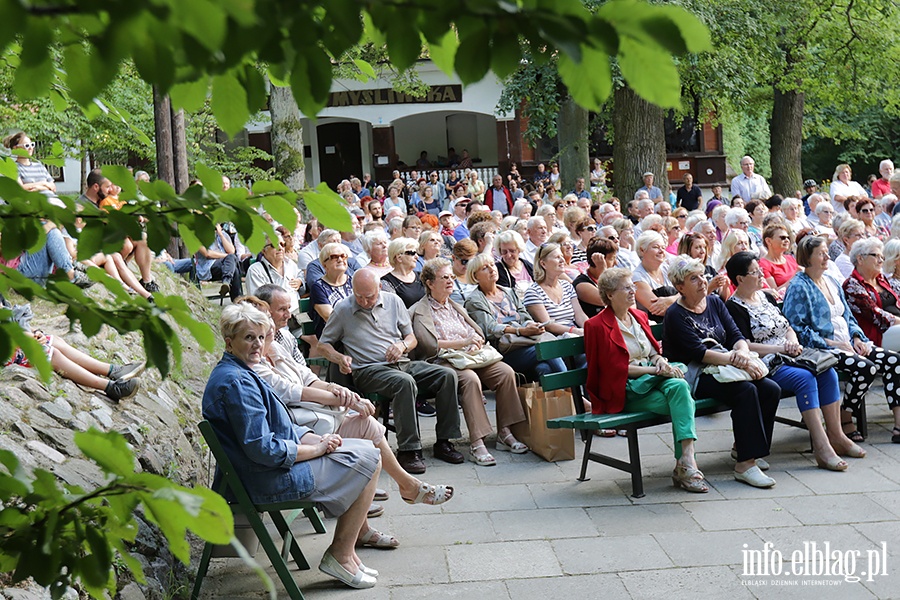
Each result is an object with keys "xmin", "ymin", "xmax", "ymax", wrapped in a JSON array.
[
  {"xmin": 523, "ymin": 281, "xmax": 578, "ymax": 327},
  {"xmin": 572, "ymin": 272, "xmax": 603, "ymax": 318},
  {"xmin": 676, "ymin": 186, "xmax": 703, "ymax": 211},
  {"xmin": 381, "ymin": 272, "xmax": 426, "ymax": 308},
  {"xmin": 310, "ymin": 277, "xmax": 353, "ymax": 337},
  {"xmin": 319, "ymin": 292, "xmax": 411, "ymax": 369},
  {"xmin": 637, "ymin": 185, "xmax": 663, "ymax": 201},
  {"xmin": 662, "ymin": 295, "xmax": 745, "ymax": 365}
]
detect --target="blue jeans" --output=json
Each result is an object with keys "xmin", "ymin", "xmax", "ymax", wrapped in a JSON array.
[
  {"xmin": 164, "ymin": 257, "xmax": 194, "ymax": 275},
  {"xmin": 502, "ymin": 345, "xmax": 566, "ymax": 381},
  {"xmin": 18, "ymin": 227, "xmax": 72, "ymax": 283},
  {"xmin": 771, "ymin": 365, "xmax": 839, "ymax": 412}
]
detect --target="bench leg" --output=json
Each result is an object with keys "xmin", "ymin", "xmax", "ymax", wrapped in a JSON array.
[
  {"xmin": 190, "ymin": 541, "xmax": 215, "ymax": 600},
  {"xmin": 577, "ymin": 433, "xmax": 593, "ymax": 482},
  {"xmin": 251, "ymin": 512, "xmax": 307, "ymax": 600},
  {"xmin": 855, "ymin": 400, "xmax": 868, "ymax": 440},
  {"xmin": 626, "ymin": 429, "xmax": 645, "ymax": 499}
]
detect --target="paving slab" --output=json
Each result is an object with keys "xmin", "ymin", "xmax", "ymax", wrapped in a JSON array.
[
  {"xmin": 685, "ymin": 498, "xmax": 803, "ymax": 531},
  {"xmin": 552, "ymin": 534, "xmax": 673, "ymax": 574},
  {"xmin": 446, "ymin": 540, "xmax": 560, "ymax": 582},
  {"xmin": 587, "ymin": 503, "xmax": 701, "ymax": 536},
  {"xmin": 390, "ymin": 580, "xmax": 509, "ymax": 600},
  {"xmin": 653, "ymin": 529, "xmax": 765, "ymax": 567},
  {"xmin": 505, "ymin": 573, "xmax": 630, "ymax": 600},
  {"xmin": 777, "ymin": 493, "xmax": 892, "ymax": 526},
  {"xmin": 489, "ymin": 507, "xmax": 597, "ymax": 541},
  {"xmin": 620, "ymin": 565, "xmax": 755, "ymax": 600}
]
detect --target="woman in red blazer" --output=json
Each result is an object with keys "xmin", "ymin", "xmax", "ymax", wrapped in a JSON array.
[{"xmin": 585, "ymin": 268, "xmax": 707, "ymax": 493}]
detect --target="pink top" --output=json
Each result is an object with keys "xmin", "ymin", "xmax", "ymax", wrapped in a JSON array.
[{"xmin": 760, "ymin": 255, "xmax": 799, "ymax": 288}]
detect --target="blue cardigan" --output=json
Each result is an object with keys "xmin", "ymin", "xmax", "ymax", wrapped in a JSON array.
[{"xmin": 782, "ymin": 271, "xmax": 867, "ymax": 349}]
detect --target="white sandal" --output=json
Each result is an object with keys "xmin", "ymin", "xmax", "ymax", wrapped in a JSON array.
[
  {"xmin": 401, "ymin": 481, "xmax": 454, "ymax": 505},
  {"xmin": 469, "ymin": 443, "xmax": 497, "ymax": 466},
  {"xmin": 496, "ymin": 431, "xmax": 528, "ymax": 454},
  {"xmin": 357, "ymin": 528, "xmax": 400, "ymax": 549}
]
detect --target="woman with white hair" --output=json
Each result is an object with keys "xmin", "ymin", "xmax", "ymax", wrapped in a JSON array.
[
  {"xmin": 663, "ymin": 256, "xmax": 782, "ymax": 488},
  {"xmin": 633, "ymin": 231, "xmax": 679, "ymax": 323},
  {"xmin": 204, "ymin": 303, "xmax": 383, "ymax": 588},
  {"xmin": 814, "ymin": 200, "xmax": 836, "ymax": 241},
  {"xmin": 494, "ymin": 229, "xmax": 533, "ymax": 294},
  {"xmin": 380, "ymin": 238, "xmax": 426, "ymax": 308},
  {"xmin": 834, "ymin": 218, "xmax": 866, "ymax": 280},
  {"xmin": 711, "ymin": 204, "xmax": 730, "ymax": 242},
  {"xmin": 512, "ymin": 199, "xmax": 532, "ymax": 219},
  {"xmin": 843, "ymin": 237, "xmax": 900, "ymax": 352},
  {"xmin": 310, "ymin": 242, "xmax": 353, "ymax": 338},
  {"xmin": 782, "ymin": 198, "xmax": 811, "ymax": 235},
  {"xmin": 725, "ymin": 207, "xmax": 759, "ymax": 253},
  {"xmin": 612, "ymin": 218, "xmax": 639, "ymax": 270},
  {"xmin": 360, "ymin": 229, "xmax": 392, "ymax": 277},
  {"xmin": 884, "ymin": 239, "xmax": 900, "ymax": 290}
]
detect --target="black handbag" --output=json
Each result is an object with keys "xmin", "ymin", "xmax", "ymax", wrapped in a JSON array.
[{"xmin": 775, "ymin": 348, "xmax": 838, "ymax": 375}]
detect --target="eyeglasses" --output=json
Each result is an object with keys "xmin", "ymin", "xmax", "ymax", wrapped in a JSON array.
[
  {"xmin": 265, "ymin": 242, "xmax": 286, "ymax": 249},
  {"xmin": 737, "ymin": 221, "xmax": 750, "ymax": 226},
  {"xmin": 437, "ymin": 273, "xmax": 457, "ymax": 281},
  {"xmin": 777, "ymin": 235, "xmax": 790, "ymax": 241},
  {"xmin": 18, "ymin": 142, "xmax": 36, "ymax": 149},
  {"xmin": 864, "ymin": 253, "xmax": 884, "ymax": 260},
  {"xmin": 403, "ymin": 249, "xmax": 418, "ymax": 256},
  {"xmin": 745, "ymin": 269, "xmax": 763, "ymax": 277},
  {"xmin": 617, "ymin": 285, "xmax": 637, "ymax": 293},
  {"xmin": 327, "ymin": 254, "xmax": 348, "ymax": 262},
  {"xmin": 859, "ymin": 208, "xmax": 875, "ymax": 214}
]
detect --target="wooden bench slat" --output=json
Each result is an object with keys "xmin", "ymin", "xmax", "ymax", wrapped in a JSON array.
[
  {"xmin": 535, "ymin": 336, "xmax": 585, "ymax": 360},
  {"xmin": 547, "ymin": 398, "xmax": 727, "ymax": 430},
  {"xmin": 540, "ymin": 368, "xmax": 587, "ymax": 392}
]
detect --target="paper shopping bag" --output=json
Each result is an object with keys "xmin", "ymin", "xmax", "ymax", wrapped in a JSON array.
[{"xmin": 512, "ymin": 383, "xmax": 575, "ymax": 462}]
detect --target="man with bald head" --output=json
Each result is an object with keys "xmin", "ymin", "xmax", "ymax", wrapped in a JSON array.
[{"xmin": 318, "ymin": 269, "xmax": 463, "ymax": 474}]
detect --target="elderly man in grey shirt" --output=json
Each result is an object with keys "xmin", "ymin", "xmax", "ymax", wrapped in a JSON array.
[{"xmin": 318, "ymin": 269, "xmax": 463, "ymax": 475}]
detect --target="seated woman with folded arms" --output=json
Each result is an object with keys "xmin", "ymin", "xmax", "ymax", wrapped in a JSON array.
[
  {"xmin": 785, "ymin": 235, "xmax": 900, "ymax": 445},
  {"xmin": 524, "ymin": 242, "xmax": 589, "ymax": 369},
  {"xmin": 586, "ymin": 268, "xmax": 706, "ymax": 493},
  {"xmin": 663, "ymin": 256, "xmax": 782, "ymax": 488},
  {"xmin": 633, "ymin": 231, "xmax": 680, "ymax": 323},
  {"xmin": 465, "ymin": 253, "xmax": 566, "ymax": 382},
  {"xmin": 725, "ymin": 252, "xmax": 859, "ymax": 470},
  {"xmin": 842, "ymin": 237, "xmax": 900, "ymax": 353},
  {"xmin": 411, "ymin": 258, "xmax": 529, "ymax": 465},
  {"xmin": 203, "ymin": 303, "xmax": 382, "ymax": 589}
]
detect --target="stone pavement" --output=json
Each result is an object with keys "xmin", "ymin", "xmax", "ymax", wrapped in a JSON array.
[{"xmin": 197, "ymin": 389, "xmax": 900, "ymax": 599}]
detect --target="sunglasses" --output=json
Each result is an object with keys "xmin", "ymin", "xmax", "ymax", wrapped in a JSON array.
[
  {"xmin": 859, "ymin": 208, "xmax": 874, "ymax": 214},
  {"xmin": 403, "ymin": 250, "xmax": 418, "ymax": 256},
  {"xmin": 265, "ymin": 242, "xmax": 286, "ymax": 249},
  {"xmin": 459, "ymin": 258, "xmax": 471, "ymax": 265},
  {"xmin": 583, "ymin": 226, "xmax": 597, "ymax": 232},
  {"xmin": 19, "ymin": 142, "xmax": 36, "ymax": 149},
  {"xmin": 327, "ymin": 254, "xmax": 348, "ymax": 262}
]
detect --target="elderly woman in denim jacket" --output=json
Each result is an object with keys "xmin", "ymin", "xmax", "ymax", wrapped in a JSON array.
[
  {"xmin": 783, "ymin": 235, "xmax": 900, "ymax": 445},
  {"xmin": 202, "ymin": 303, "xmax": 382, "ymax": 589}
]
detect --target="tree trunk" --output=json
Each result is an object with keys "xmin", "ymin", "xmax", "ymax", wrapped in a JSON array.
[
  {"xmin": 171, "ymin": 107, "xmax": 189, "ymax": 194},
  {"xmin": 557, "ymin": 95, "xmax": 589, "ymax": 194},
  {"xmin": 269, "ymin": 84, "xmax": 306, "ymax": 192},
  {"xmin": 153, "ymin": 87, "xmax": 174, "ymax": 186},
  {"xmin": 612, "ymin": 86, "xmax": 667, "ymax": 199},
  {"xmin": 769, "ymin": 88, "xmax": 804, "ymax": 197}
]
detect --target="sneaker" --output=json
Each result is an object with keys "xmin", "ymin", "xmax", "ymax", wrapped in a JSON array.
[
  {"xmin": 108, "ymin": 361, "xmax": 146, "ymax": 382},
  {"xmin": 73, "ymin": 262, "xmax": 88, "ymax": 273},
  {"xmin": 72, "ymin": 271, "xmax": 96, "ymax": 289},
  {"xmin": 140, "ymin": 279, "xmax": 160, "ymax": 293},
  {"xmin": 105, "ymin": 378, "xmax": 139, "ymax": 402},
  {"xmin": 416, "ymin": 399, "xmax": 436, "ymax": 417}
]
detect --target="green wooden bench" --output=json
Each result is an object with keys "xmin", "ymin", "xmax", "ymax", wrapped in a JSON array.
[
  {"xmin": 534, "ymin": 321, "xmax": 842, "ymax": 497},
  {"xmin": 192, "ymin": 420, "xmax": 327, "ymax": 600}
]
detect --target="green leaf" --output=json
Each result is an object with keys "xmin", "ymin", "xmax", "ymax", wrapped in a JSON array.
[
  {"xmin": 7, "ymin": 324, "xmax": 52, "ymax": 381},
  {"xmin": 74, "ymin": 430, "xmax": 136, "ymax": 477},
  {"xmin": 618, "ymin": 37, "xmax": 681, "ymax": 108},
  {"xmin": 252, "ymin": 180, "xmax": 291, "ymax": 195},
  {"xmin": 558, "ymin": 45, "xmax": 612, "ymax": 112},
  {"xmin": 386, "ymin": 21, "xmax": 422, "ymax": 72},
  {"xmin": 63, "ymin": 44, "xmax": 95, "ymax": 106},
  {"xmin": 362, "ymin": 11, "xmax": 386, "ymax": 47},
  {"xmin": 101, "ymin": 165, "xmax": 138, "ymax": 202},
  {"xmin": 169, "ymin": 78, "xmax": 209, "ymax": 113},
  {"xmin": 303, "ymin": 183, "xmax": 353, "ymax": 232},
  {"xmin": 491, "ymin": 32, "xmax": 522, "ymax": 80},
  {"xmin": 0, "ymin": 0, "xmax": 25, "ymax": 50},
  {"xmin": 353, "ymin": 58, "xmax": 376, "ymax": 80},
  {"xmin": 0, "ymin": 156, "xmax": 19, "ymax": 180},
  {"xmin": 195, "ymin": 163, "xmax": 224, "ymax": 193},
  {"xmin": 261, "ymin": 196, "xmax": 298, "ymax": 230},
  {"xmin": 14, "ymin": 21, "xmax": 54, "ymax": 98},
  {"xmin": 642, "ymin": 6, "xmax": 712, "ymax": 55},
  {"xmin": 168, "ymin": 310, "xmax": 216, "ymax": 352},
  {"xmin": 173, "ymin": 0, "xmax": 226, "ymax": 52},
  {"xmin": 426, "ymin": 29, "xmax": 459, "ymax": 77},
  {"xmin": 455, "ymin": 27, "xmax": 491, "ymax": 85},
  {"xmin": 211, "ymin": 74, "xmax": 250, "ymax": 138},
  {"xmin": 178, "ymin": 222, "xmax": 203, "ymax": 255}
]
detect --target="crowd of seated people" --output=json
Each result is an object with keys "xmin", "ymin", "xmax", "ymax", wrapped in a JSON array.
[{"xmin": 15, "ymin": 142, "xmax": 900, "ymax": 591}]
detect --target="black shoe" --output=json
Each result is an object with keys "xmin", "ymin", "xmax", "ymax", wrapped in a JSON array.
[
  {"xmin": 140, "ymin": 279, "xmax": 160, "ymax": 293},
  {"xmin": 105, "ymin": 378, "xmax": 139, "ymax": 402},
  {"xmin": 72, "ymin": 271, "xmax": 96, "ymax": 289},
  {"xmin": 397, "ymin": 450, "xmax": 426, "ymax": 474},
  {"xmin": 432, "ymin": 440, "xmax": 464, "ymax": 464},
  {"xmin": 108, "ymin": 361, "xmax": 146, "ymax": 382},
  {"xmin": 219, "ymin": 282, "xmax": 231, "ymax": 298},
  {"xmin": 416, "ymin": 399, "xmax": 437, "ymax": 417}
]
